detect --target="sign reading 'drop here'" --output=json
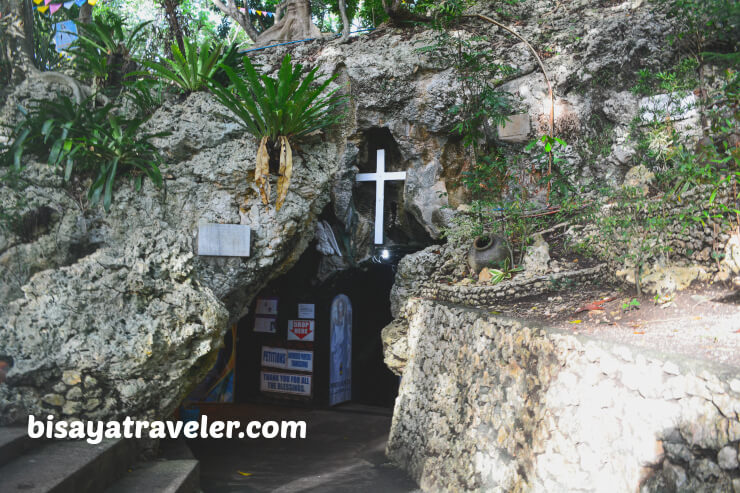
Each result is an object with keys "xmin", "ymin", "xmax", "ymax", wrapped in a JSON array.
[
  {"xmin": 197, "ymin": 224, "xmax": 250, "ymax": 257},
  {"xmin": 260, "ymin": 371, "xmax": 312, "ymax": 397},
  {"xmin": 287, "ymin": 320, "xmax": 315, "ymax": 341},
  {"xmin": 261, "ymin": 347, "xmax": 314, "ymax": 372}
]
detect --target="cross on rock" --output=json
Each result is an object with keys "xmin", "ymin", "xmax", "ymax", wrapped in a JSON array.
[{"xmin": 356, "ymin": 149, "xmax": 406, "ymax": 245}]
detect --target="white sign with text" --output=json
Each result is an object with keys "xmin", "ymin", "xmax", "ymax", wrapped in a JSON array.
[{"xmin": 260, "ymin": 371, "xmax": 312, "ymax": 397}]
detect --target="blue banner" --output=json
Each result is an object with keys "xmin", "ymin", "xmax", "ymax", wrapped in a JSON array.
[{"xmin": 53, "ymin": 20, "xmax": 77, "ymax": 52}]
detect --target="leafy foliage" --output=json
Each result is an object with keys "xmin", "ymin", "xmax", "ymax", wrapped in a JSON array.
[
  {"xmin": 71, "ymin": 14, "xmax": 152, "ymax": 90},
  {"xmin": 2, "ymin": 96, "xmax": 166, "ymax": 211},
  {"xmin": 140, "ymin": 37, "xmax": 224, "ymax": 93},
  {"xmin": 208, "ymin": 53, "xmax": 347, "ymax": 210}
]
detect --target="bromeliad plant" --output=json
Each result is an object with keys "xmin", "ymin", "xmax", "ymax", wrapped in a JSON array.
[
  {"xmin": 71, "ymin": 14, "xmax": 152, "ymax": 91},
  {"xmin": 209, "ymin": 53, "xmax": 347, "ymax": 210},
  {"xmin": 3, "ymin": 96, "xmax": 166, "ymax": 211},
  {"xmin": 141, "ymin": 38, "xmax": 225, "ymax": 93}
]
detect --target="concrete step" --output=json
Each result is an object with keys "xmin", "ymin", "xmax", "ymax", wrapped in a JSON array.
[
  {"xmin": 105, "ymin": 459, "xmax": 200, "ymax": 493},
  {"xmin": 0, "ymin": 438, "xmax": 137, "ymax": 493},
  {"xmin": 0, "ymin": 426, "xmax": 38, "ymax": 468}
]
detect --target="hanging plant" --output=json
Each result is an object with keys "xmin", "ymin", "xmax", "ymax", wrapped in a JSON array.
[{"xmin": 208, "ymin": 53, "xmax": 347, "ymax": 210}]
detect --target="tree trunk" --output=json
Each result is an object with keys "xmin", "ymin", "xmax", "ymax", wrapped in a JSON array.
[
  {"xmin": 159, "ymin": 0, "xmax": 185, "ymax": 54},
  {"xmin": 3, "ymin": 0, "xmax": 36, "ymax": 83},
  {"xmin": 78, "ymin": 2, "xmax": 92, "ymax": 24},
  {"xmin": 338, "ymin": 0, "xmax": 350, "ymax": 42},
  {"xmin": 255, "ymin": 0, "xmax": 321, "ymax": 46}
]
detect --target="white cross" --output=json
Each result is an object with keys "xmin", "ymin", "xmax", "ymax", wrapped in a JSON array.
[{"xmin": 356, "ymin": 150, "xmax": 406, "ymax": 245}]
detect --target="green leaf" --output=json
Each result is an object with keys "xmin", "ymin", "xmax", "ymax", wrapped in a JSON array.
[{"xmin": 103, "ymin": 158, "xmax": 119, "ymax": 212}]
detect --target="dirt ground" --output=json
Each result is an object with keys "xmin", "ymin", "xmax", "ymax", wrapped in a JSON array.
[{"xmin": 486, "ymin": 279, "xmax": 740, "ymax": 368}]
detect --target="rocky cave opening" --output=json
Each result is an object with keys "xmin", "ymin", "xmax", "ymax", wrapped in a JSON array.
[{"xmin": 234, "ymin": 238, "xmax": 414, "ymax": 409}]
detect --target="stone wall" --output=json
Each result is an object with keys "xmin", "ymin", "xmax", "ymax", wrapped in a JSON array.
[
  {"xmin": 385, "ymin": 299, "xmax": 740, "ymax": 492},
  {"xmin": 419, "ymin": 264, "xmax": 606, "ymax": 307}
]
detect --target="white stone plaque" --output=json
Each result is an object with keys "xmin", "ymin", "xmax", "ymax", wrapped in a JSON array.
[
  {"xmin": 197, "ymin": 224, "xmax": 251, "ymax": 257},
  {"xmin": 497, "ymin": 114, "xmax": 531, "ymax": 143}
]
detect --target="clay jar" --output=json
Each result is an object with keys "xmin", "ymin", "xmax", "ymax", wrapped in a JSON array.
[{"xmin": 467, "ymin": 234, "xmax": 511, "ymax": 274}]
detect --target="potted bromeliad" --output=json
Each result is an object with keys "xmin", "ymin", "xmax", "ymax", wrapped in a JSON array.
[{"xmin": 208, "ymin": 54, "xmax": 347, "ymax": 210}]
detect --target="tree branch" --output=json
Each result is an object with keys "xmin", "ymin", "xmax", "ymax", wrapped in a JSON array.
[{"xmin": 212, "ymin": 0, "xmax": 260, "ymax": 42}]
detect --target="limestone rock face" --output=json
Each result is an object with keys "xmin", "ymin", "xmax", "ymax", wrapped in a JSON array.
[{"xmin": 0, "ymin": 91, "xmax": 344, "ymax": 423}]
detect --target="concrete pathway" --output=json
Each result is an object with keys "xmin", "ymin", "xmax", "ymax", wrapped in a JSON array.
[{"xmin": 187, "ymin": 404, "xmax": 419, "ymax": 493}]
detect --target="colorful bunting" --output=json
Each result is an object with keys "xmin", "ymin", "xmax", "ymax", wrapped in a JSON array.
[
  {"xmin": 34, "ymin": 0, "xmax": 100, "ymax": 13},
  {"xmin": 237, "ymin": 7, "xmax": 275, "ymax": 17}
]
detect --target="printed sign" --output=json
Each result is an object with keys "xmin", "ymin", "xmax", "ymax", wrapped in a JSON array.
[
  {"xmin": 329, "ymin": 294, "xmax": 352, "ymax": 406},
  {"xmin": 261, "ymin": 347, "xmax": 314, "ymax": 372},
  {"xmin": 254, "ymin": 316, "xmax": 277, "ymax": 334},
  {"xmin": 255, "ymin": 297, "xmax": 278, "ymax": 315},
  {"xmin": 286, "ymin": 349, "xmax": 314, "ymax": 372},
  {"xmin": 260, "ymin": 371, "xmax": 312, "ymax": 397},
  {"xmin": 287, "ymin": 320, "xmax": 315, "ymax": 341},
  {"xmin": 297, "ymin": 303, "xmax": 315, "ymax": 319},
  {"xmin": 261, "ymin": 346, "xmax": 287, "ymax": 369}
]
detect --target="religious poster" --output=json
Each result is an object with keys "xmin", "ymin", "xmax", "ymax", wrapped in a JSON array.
[
  {"xmin": 297, "ymin": 303, "xmax": 315, "ymax": 319},
  {"xmin": 184, "ymin": 325, "xmax": 236, "ymax": 403},
  {"xmin": 254, "ymin": 316, "xmax": 277, "ymax": 334},
  {"xmin": 255, "ymin": 297, "xmax": 278, "ymax": 315},
  {"xmin": 260, "ymin": 371, "xmax": 312, "ymax": 397},
  {"xmin": 329, "ymin": 294, "xmax": 352, "ymax": 406},
  {"xmin": 287, "ymin": 320, "xmax": 315, "ymax": 341}
]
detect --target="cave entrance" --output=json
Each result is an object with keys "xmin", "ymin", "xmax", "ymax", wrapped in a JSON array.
[{"xmin": 234, "ymin": 241, "xmax": 412, "ymax": 409}]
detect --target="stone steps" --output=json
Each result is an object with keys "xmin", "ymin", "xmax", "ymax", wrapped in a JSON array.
[
  {"xmin": 0, "ymin": 427, "xmax": 200, "ymax": 493},
  {"xmin": 0, "ymin": 426, "xmax": 35, "ymax": 468},
  {"xmin": 105, "ymin": 459, "xmax": 200, "ymax": 493}
]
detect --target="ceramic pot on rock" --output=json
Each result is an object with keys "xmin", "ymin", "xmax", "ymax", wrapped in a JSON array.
[{"xmin": 467, "ymin": 234, "xmax": 511, "ymax": 274}]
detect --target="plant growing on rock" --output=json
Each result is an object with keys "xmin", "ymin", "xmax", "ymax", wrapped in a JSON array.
[
  {"xmin": 208, "ymin": 53, "xmax": 347, "ymax": 210},
  {"xmin": 71, "ymin": 14, "xmax": 152, "ymax": 92},
  {"xmin": 2, "ymin": 95, "xmax": 167, "ymax": 212},
  {"xmin": 140, "ymin": 38, "xmax": 225, "ymax": 94}
]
